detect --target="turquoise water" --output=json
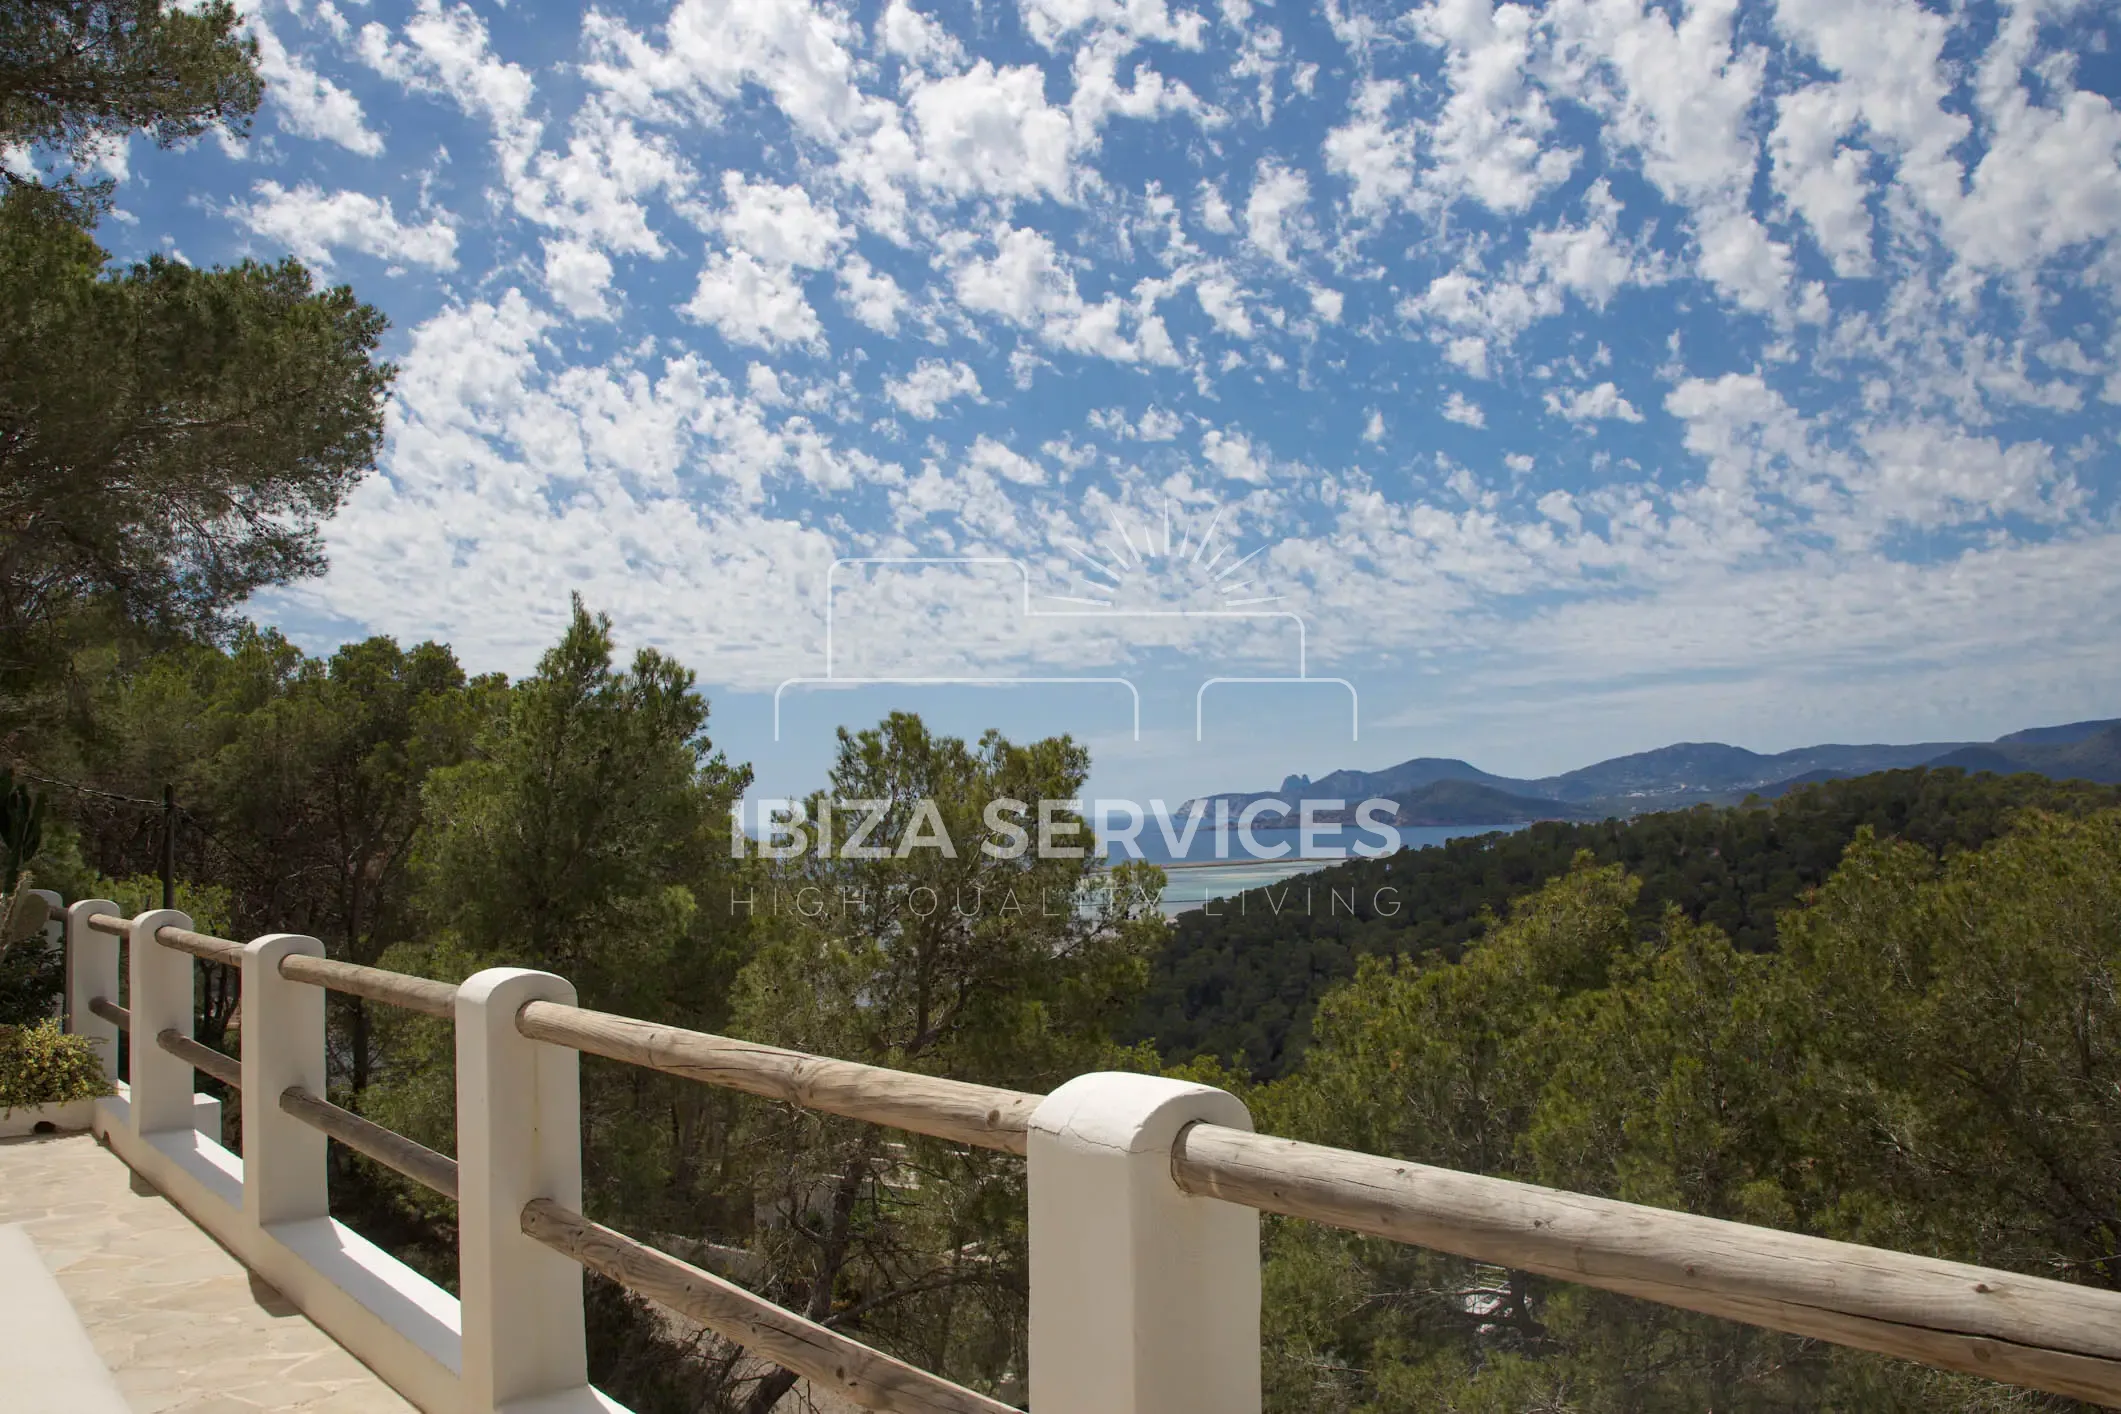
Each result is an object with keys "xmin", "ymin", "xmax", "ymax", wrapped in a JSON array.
[{"xmin": 1100, "ymin": 824, "xmax": 1527, "ymax": 915}]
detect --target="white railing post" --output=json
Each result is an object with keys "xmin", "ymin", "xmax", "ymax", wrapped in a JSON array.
[
  {"xmin": 1027, "ymin": 1072, "xmax": 1262, "ymax": 1414},
  {"xmin": 456, "ymin": 967, "xmax": 591, "ymax": 1413},
  {"xmin": 126, "ymin": 908, "xmax": 196, "ymax": 1136},
  {"xmin": 64, "ymin": 899, "xmax": 122, "ymax": 1086},
  {"xmin": 240, "ymin": 934, "xmax": 328, "ymax": 1226}
]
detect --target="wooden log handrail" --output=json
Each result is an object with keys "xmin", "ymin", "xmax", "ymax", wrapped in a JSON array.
[
  {"xmin": 276, "ymin": 953, "xmax": 458, "ymax": 1019},
  {"xmin": 520, "ymin": 1198, "xmax": 1016, "ymax": 1414},
  {"xmin": 85, "ymin": 912, "xmax": 243, "ymax": 968},
  {"xmin": 156, "ymin": 1028, "xmax": 240, "ymax": 1090},
  {"xmin": 157, "ymin": 926, "xmax": 244, "ymax": 967},
  {"xmin": 513, "ymin": 1000, "xmax": 1042, "ymax": 1156},
  {"xmin": 279, "ymin": 1086, "xmax": 460, "ymax": 1200},
  {"xmin": 87, "ymin": 995, "xmax": 129, "ymax": 1031},
  {"xmin": 1171, "ymin": 1122, "xmax": 2121, "ymax": 1407}
]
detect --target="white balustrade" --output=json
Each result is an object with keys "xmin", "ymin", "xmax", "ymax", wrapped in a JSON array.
[{"xmin": 51, "ymin": 903, "xmax": 1268, "ymax": 1414}]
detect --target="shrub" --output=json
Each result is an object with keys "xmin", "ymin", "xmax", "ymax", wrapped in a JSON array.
[{"xmin": 0, "ymin": 1020, "xmax": 113, "ymax": 1111}]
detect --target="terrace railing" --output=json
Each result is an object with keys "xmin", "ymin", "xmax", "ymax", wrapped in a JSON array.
[{"xmin": 56, "ymin": 897, "xmax": 2121, "ymax": 1413}]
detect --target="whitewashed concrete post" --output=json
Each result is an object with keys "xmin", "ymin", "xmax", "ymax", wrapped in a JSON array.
[
  {"xmin": 240, "ymin": 934, "xmax": 328, "ymax": 1227},
  {"xmin": 1027, "ymin": 1072, "xmax": 1262, "ymax": 1414},
  {"xmin": 126, "ymin": 908, "xmax": 196, "ymax": 1136},
  {"xmin": 457, "ymin": 967, "xmax": 590, "ymax": 1413},
  {"xmin": 64, "ymin": 899, "xmax": 122, "ymax": 1086}
]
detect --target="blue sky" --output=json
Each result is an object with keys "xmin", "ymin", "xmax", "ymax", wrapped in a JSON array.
[{"xmin": 49, "ymin": 0, "xmax": 2121, "ymax": 803}]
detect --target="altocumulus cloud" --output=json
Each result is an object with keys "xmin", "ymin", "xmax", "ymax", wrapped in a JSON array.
[{"xmin": 86, "ymin": 0, "xmax": 2121, "ymax": 754}]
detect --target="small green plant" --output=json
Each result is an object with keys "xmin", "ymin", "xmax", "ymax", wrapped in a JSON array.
[{"xmin": 0, "ymin": 1020, "xmax": 112, "ymax": 1112}]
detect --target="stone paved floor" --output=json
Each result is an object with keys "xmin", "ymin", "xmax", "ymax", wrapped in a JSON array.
[{"xmin": 0, "ymin": 1130, "xmax": 415, "ymax": 1413}]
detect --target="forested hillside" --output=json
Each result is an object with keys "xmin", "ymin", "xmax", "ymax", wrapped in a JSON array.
[
  {"xmin": 1243, "ymin": 809, "xmax": 2121, "ymax": 1410},
  {"xmin": 1134, "ymin": 769, "xmax": 2121, "ymax": 1078}
]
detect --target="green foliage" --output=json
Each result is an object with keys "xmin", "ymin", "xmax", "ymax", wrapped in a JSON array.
[
  {"xmin": 1141, "ymin": 768, "xmax": 2121, "ymax": 1078},
  {"xmin": 0, "ymin": 0, "xmax": 262, "ymax": 186},
  {"xmin": 716, "ymin": 713, "xmax": 1166, "ymax": 1410},
  {"xmin": 0, "ymin": 767, "xmax": 47, "ymax": 889},
  {"xmin": 412, "ymin": 595, "xmax": 750, "ymax": 1016},
  {"xmin": 1256, "ymin": 808, "xmax": 2121, "ymax": 1412},
  {"xmin": 1781, "ymin": 813, "xmax": 2121, "ymax": 1282},
  {"xmin": 0, "ymin": 184, "xmax": 392, "ymax": 705},
  {"xmin": 0, "ymin": 1018, "xmax": 111, "ymax": 1109}
]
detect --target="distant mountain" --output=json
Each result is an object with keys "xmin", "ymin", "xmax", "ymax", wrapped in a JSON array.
[
  {"xmin": 1385, "ymin": 780, "xmax": 1599, "ymax": 826},
  {"xmin": 1929, "ymin": 724, "xmax": 2121, "ymax": 784},
  {"xmin": 1530, "ymin": 740, "xmax": 1973, "ymax": 803},
  {"xmin": 1181, "ymin": 716, "xmax": 2121, "ymax": 825},
  {"xmin": 1182, "ymin": 757, "xmax": 1536, "ymax": 819},
  {"xmin": 1996, "ymin": 718, "xmax": 2121, "ymax": 746},
  {"xmin": 1232, "ymin": 779, "xmax": 1597, "ymax": 829}
]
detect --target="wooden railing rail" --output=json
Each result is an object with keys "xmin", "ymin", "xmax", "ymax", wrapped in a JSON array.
[
  {"xmin": 279, "ymin": 1086, "xmax": 460, "ymax": 1201},
  {"xmin": 155, "ymin": 1028, "xmax": 240, "ymax": 1090},
  {"xmin": 278, "ymin": 953, "xmax": 458, "ymax": 1018},
  {"xmin": 520, "ymin": 1199, "xmax": 1014, "ymax": 1414},
  {"xmin": 87, "ymin": 995, "xmax": 128, "ymax": 1030},
  {"xmin": 515, "ymin": 1000, "xmax": 1041, "ymax": 1155},
  {"xmin": 93, "ymin": 911, "xmax": 461, "ymax": 1017},
  {"xmin": 1171, "ymin": 1123, "xmax": 2121, "ymax": 1406},
  {"xmin": 162, "ymin": 926, "xmax": 245, "ymax": 966}
]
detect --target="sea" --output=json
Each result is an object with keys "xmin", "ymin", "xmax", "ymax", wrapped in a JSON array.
[{"xmin": 1098, "ymin": 823, "xmax": 1528, "ymax": 916}]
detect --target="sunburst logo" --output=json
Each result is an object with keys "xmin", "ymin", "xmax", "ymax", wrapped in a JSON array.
[
  {"xmin": 1054, "ymin": 501, "xmax": 1281, "ymax": 610},
  {"xmin": 773, "ymin": 505, "xmax": 1353, "ymax": 743}
]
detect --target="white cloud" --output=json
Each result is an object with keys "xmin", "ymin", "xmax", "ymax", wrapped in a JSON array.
[
  {"xmin": 511, "ymin": 100, "xmax": 693, "ymax": 257},
  {"xmin": 1550, "ymin": 0, "xmax": 1790, "ymax": 313},
  {"xmin": 1769, "ymin": 82, "xmax": 1873, "ymax": 276},
  {"xmin": 951, "ymin": 225, "xmax": 1178, "ymax": 364},
  {"xmin": 967, "ymin": 434, "xmax": 1046, "ymax": 485},
  {"xmin": 1402, "ymin": 180, "xmax": 1653, "ymax": 368},
  {"xmin": 359, "ymin": 0, "xmax": 534, "ymax": 131},
  {"xmin": 234, "ymin": 182, "xmax": 457, "ymax": 269},
  {"xmin": 1537, "ymin": 488, "xmax": 1582, "ymax": 530},
  {"xmin": 1244, "ymin": 158, "xmax": 1312, "ymax": 266},
  {"xmin": 717, "ymin": 172, "xmax": 847, "ymax": 268},
  {"xmin": 1442, "ymin": 391, "xmax": 1487, "ymax": 427},
  {"xmin": 1409, "ymin": 0, "xmax": 1576, "ymax": 214},
  {"xmin": 910, "ymin": 61, "xmax": 1075, "ymax": 201},
  {"xmin": 1545, "ymin": 381, "xmax": 1644, "ymax": 425},
  {"xmin": 1018, "ymin": 0, "xmax": 1207, "ymax": 52},
  {"xmin": 255, "ymin": 21, "xmax": 385, "ymax": 155},
  {"xmin": 1324, "ymin": 78, "xmax": 1416, "ymax": 219},
  {"xmin": 878, "ymin": 0, "xmax": 965, "ymax": 70},
  {"xmin": 543, "ymin": 238, "xmax": 615, "ymax": 320},
  {"xmin": 1201, "ymin": 427, "xmax": 1269, "ymax": 482},
  {"xmin": 837, "ymin": 255, "xmax": 909, "ymax": 332},
  {"xmin": 1362, "ymin": 410, "xmax": 1385, "ymax": 443},
  {"xmin": 684, "ymin": 250, "xmax": 823, "ymax": 347},
  {"xmin": 1138, "ymin": 406, "xmax": 1183, "ymax": 440},
  {"xmin": 1195, "ymin": 270, "xmax": 1255, "ymax": 338},
  {"xmin": 1198, "ymin": 180, "xmax": 1236, "ymax": 233},
  {"xmin": 887, "ymin": 359, "xmax": 983, "ymax": 418}
]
